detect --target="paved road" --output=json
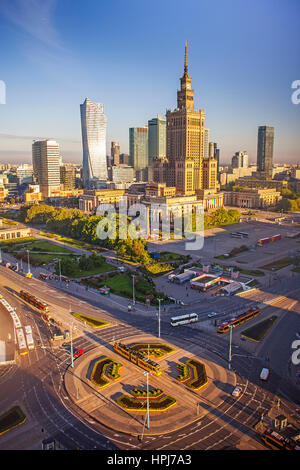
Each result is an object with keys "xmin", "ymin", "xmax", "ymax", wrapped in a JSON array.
[{"xmin": 0, "ymin": 265, "xmax": 299, "ymax": 450}]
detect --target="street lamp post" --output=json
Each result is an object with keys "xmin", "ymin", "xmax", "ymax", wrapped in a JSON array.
[
  {"xmin": 27, "ymin": 250, "xmax": 31, "ymax": 276},
  {"xmin": 144, "ymin": 370, "xmax": 152, "ymax": 430},
  {"xmin": 58, "ymin": 259, "xmax": 62, "ymax": 288},
  {"xmin": 228, "ymin": 325, "xmax": 233, "ymax": 370},
  {"xmin": 0, "ymin": 247, "xmax": 2, "ymax": 264},
  {"xmin": 158, "ymin": 298, "xmax": 163, "ymax": 338},
  {"xmin": 70, "ymin": 322, "xmax": 74, "ymax": 368},
  {"xmin": 132, "ymin": 274, "xmax": 136, "ymax": 305}
]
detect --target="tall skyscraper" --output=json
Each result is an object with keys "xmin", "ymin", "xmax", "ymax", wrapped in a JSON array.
[
  {"xmin": 129, "ymin": 127, "xmax": 148, "ymax": 170},
  {"xmin": 111, "ymin": 141, "xmax": 120, "ymax": 166},
  {"xmin": 32, "ymin": 140, "xmax": 61, "ymax": 198},
  {"xmin": 60, "ymin": 165, "xmax": 76, "ymax": 190},
  {"xmin": 80, "ymin": 98, "xmax": 108, "ymax": 186},
  {"xmin": 232, "ymin": 151, "xmax": 249, "ymax": 169},
  {"xmin": 204, "ymin": 129, "xmax": 210, "ymax": 159},
  {"xmin": 208, "ymin": 142, "xmax": 215, "ymax": 159},
  {"xmin": 148, "ymin": 115, "xmax": 166, "ymax": 165},
  {"xmin": 166, "ymin": 43, "xmax": 206, "ymax": 194},
  {"xmin": 257, "ymin": 126, "xmax": 274, "ymax": 180}
]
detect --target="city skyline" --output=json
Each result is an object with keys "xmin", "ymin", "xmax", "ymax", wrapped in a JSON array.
[{"xmin": 0, "ymin": 0, "xmax": 299, "ymax": 164}]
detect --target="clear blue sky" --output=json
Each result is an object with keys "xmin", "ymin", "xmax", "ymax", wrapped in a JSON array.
[{"xmin": 0, "ymin": 0, "xmax": 299, "ymax": 164}]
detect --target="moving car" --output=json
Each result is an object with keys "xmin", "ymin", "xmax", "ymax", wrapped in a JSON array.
[
  {"xmin": 232, "ymin": 386, "xmax": 242, "ymax": 397},
  {"xmin": 260, "ymin": 368, "xmax": 270, "ymax": 381},
  {"xmin": 73, "ymin": 349, "xmax": 84, "ymax": 358},
  {"xmin": 208, "ymin": 312, "xmax": 217, "ymax": 318}
]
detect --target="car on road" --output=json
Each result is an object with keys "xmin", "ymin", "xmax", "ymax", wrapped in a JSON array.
[
  {"xmin": 296, "ymin": 332, "xmax": 300, "ymax": 339},
  {"xmin": 208, "ymin": 312, "xmax": 217, "ymax": 318},
  {"xmin": 232, "ymin": 386, "xmax": 242, "ymax": 397},
  {"xmin": 73, "ymin": 349, "xmax": 84, "ymax": 358}
]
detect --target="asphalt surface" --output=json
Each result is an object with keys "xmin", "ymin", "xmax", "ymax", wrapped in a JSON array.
[{"xmin": 0, "ymin": 263, "xmax": 300, "ymax": 450}]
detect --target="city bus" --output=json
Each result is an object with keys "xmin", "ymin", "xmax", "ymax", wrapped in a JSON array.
[
  {"xmin": 231, "ymin": 232, "xmax": 243, "ymax": 238},
  {"xmin": 236, "ymin": 232, "xmax": 249, "ymax": 238},
  {"xmin": 24, "ymin": 325, "xmax": 34, "ymax": 350},
  {"xmin": 16, "ymin": 328, "xmax": 28, "ymax": 355},
  {"xmin": 20, "ymin": 291, "xmax": 49, "ymax": 312},
  {"xmin": 170, "ymin": 313, "xmax": 198, "ymax": 327}
]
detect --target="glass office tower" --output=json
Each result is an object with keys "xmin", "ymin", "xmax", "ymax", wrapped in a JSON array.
[
  {"xmin": 80, "ymin": 98, "xmax": 108, "ymax": 186},
  {"xmin": 257, "ymin": 126, "xmax": 274, "ymax": 180}
]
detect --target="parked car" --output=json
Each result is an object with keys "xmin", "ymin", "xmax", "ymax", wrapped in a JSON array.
[{"xmin": 232, "ymin": 386, "xmax": 242, "ymax": 397}]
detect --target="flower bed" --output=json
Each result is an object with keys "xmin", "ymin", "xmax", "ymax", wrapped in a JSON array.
[
  {"xmin": 176, "ymin": 359, "xmax": 208, "ymax": 390},
  {"xmin": 72, "ymin": 312, "xmax": 110, "ymax": 329},
  {"xmin": 176, "ymin": 364, "xmax": 191, "ymax": 383},
  {"xmin": 130, "ymin": 388, "xmax": 164, "ymax": 399},
  {"xmin": 90, "ymin": 357, "xmax": 122, "ymax": 388},
  {"xmin": 106, "ymin": 362, "xmax": 123, "ymax": 381},
  {"xmin": 130, "ymin": 343, "xmax": 175, "ymax": 358},
  {"xmin": 186, "ymin": 359, "xmax": 208, "ymax": 390},
  {"xmin": 117, "ymin": 393, "xmax": 176, "ymax": 411}
]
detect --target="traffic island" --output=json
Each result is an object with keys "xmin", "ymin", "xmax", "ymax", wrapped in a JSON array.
[
  {"xmin": 72, "ymin": 312, "xmax": 110, "ymax": 329},
  {"xmin": 64, "ymin": 334, "xmax": 236, "ymax": 436},
  {"xmin": 0, "ymin": 406, "xmax": 26, "ymax": 436}
]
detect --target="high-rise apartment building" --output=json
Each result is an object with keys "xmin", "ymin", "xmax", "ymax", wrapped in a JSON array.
[
  {"xmin": 80, "ymin": 98, "xmax": 108, "ymax": 186},
  {"xmin": 32, "ymin": 140, "xmax": 61, "ymax": 198},
  {"xmin": 257, "ymin": 126, "xmax": 274, "ymax": 180},
  {"xmin": 129, "ymin": 127, "xmax": 148, "ymax": 171},
  {"xmin": 111, "ymin": 141, "xmax": 120, "ymax": 166},
  {"xmin": 148, "ymin": 115, "xmax": 166, "ymax": 165},
  {"xmin": 166, "ymin": 43, "xmax": 205, "ymax": 194}
]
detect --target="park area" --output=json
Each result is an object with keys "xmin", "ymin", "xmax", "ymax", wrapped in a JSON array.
[
  {"xmin": 0, "ymin": 238, "xmax": 76, "ymax": 266},
  {"xmin": 81, "ymin": 272, "xmax": 168, "ymax": 305}
]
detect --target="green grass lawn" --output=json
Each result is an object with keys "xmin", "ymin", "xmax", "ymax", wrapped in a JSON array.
[
  {"xmin": 260, "ymin": 257, "xmax": 294, "ymax": 271},
  {"xmin": 82, "ymin": 272, "xmax": 166, "ymax": 304},
  {"xmin": 158, "ymin": 252, "xmax": 190, "ymax": 263},
  {"xmin": 64, "ymin": 261, "xmax": 115, "ymax": 278},
  {"xmin": 241, "ymin": 316, "xmax": 278, "ymax": 342},
  {"xmin": 246, "ymin": 279, "xmax": 260, "ymax": 287},
  {"xmin": 39, "ymin": 232, "xmax": 104, "ymax": 253},
  {"xmin": 3, "ymin": 239, "xmax": 77, "ymax": 266}
]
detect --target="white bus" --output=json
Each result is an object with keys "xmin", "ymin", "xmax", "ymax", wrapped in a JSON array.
[
  {"xmin": 25, "ymin": 325, "xmax": 35, "ymax": 350},
  {"xmin": 170, "ymin": 313, "xmax": 198, "ymax": 326},
  {"xmin": 16, "ymin": 328, "xmax": 28, "ymax": 355}
]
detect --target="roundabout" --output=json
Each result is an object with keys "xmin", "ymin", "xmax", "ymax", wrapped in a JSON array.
[{"xmin": 64, "ymin": 334, "xmax": 237, "ymax": 436}]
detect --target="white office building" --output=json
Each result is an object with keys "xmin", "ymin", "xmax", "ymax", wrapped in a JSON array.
[{"xmin": 80, "ymin": 98, "xmax": 108, "ymax": 186}]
